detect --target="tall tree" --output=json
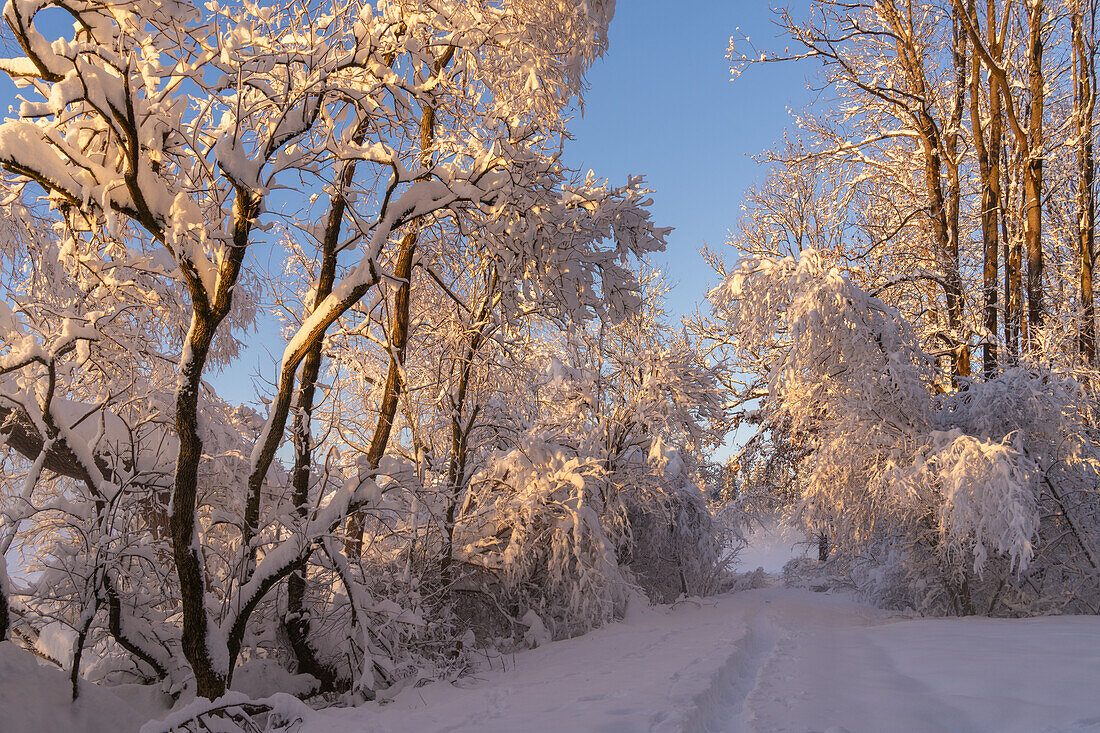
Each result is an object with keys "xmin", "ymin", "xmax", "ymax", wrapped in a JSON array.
[
  {"xmin": 761, "ymin": 0, "xmax": 973, "ymax": 380},
  {"xmin": 967, "ymin": 0, "xmax": 1008, "ymax": 377},
  {"xmin": 955, "ymin": 0, "xmax": 1049, "ymax": 348},
  {"xmin": 0, "ymin": 0, "xmax": 665, "ymax": 699},
  {"xmin": 1073, "ymin": 0, "xmax": 1098, "ymax": 364}
]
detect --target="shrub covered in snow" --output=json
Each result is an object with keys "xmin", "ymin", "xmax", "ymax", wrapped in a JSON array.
[{"xmin": 713, "ymin": 250, "xmax": 1100, "ymax": 615}]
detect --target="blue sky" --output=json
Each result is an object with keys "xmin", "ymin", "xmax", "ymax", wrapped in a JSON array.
[{"xmin": 562, "ymin": 1, "xmax": 813, "ymax": 321}]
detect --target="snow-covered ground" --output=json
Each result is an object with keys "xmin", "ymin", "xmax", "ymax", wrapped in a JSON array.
[
  {"xmin": 299, "ymin": 586, "xmax": 1100, "ymax": 733},
  {"xmin": 0, "ymin": 641, "xmax": 170, "ymax": 733},
  {"xmin": 4, "ymin": 525, "xmax": 1100, "ymax": 733}
]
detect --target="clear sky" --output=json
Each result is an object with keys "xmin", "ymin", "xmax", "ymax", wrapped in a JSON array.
[{"xmin": 561, "ymin": 1, "xmax": 813, "ymax": 322}]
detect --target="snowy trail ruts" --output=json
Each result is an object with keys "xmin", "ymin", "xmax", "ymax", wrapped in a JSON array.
[
  {"xmin": 655, "ymin": 611, "xmax": 777, "ymax": 733},
  {"xmin": 298, "ymin": 586, "xmax": 1100, "ymax": 733},
  {"xmin": 739, "ymin": 590, "xmax": 977, "ymax": 733}
]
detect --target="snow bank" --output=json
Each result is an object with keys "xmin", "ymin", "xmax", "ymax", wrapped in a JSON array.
[
  {"xmin": 0, "ymin": 641, "xmax": 170, "ymax": 733},
  {"xmin": 230, "ymin": 658, "xmax": 320, "ymax": 699}
]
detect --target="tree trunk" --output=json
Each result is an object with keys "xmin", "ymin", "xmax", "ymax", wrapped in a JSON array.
[
  {"xmin": 171, "ymin": 311, "xmax": 226, "ymax": 699},
  {"xmin": 953, "ymin": 0, "xmax": 1043, "ymax": 358},
  {"xmin": 1025, "ymin": 0, "xmax": 1046, "ymax": 349},
  {"xmin": 0, "ymin": 576, "xmax": 8, "ymax": 642},
  {"xmin": 440, "ymin": 271, "xmax": 498, "ymax": 584},
  {"xmin": 284, "ymin": 220, "xmax": 345, "ymax": 689},
  {"xmin": 918, "ymin": 112, "xmax": 968, "ymax": 383},
  {"xmin": 944, "ymin": 6, "xmax": 970, "ymax": 382},
  {"xmin": 282, "ymin": 112, "xmax": 375, "ymax": 688},
  {"xmin": 1075, "ymin": 2, "xmax": 1098, "ymax": 365},
  {"xmin": 879, "ymin": 0, "xmax": 967, "ymax": 383},
  {"xmin": 1005, "ymin": 147, "xmax": 1024, "ymax": 361},
  {"xmin": 344, "ymin": 231, "xmax": 417, "ymax": 557},
  {"xmin": 970, "ymin": 0, "xmax": 1003, "ymax": 379},
  {"xmin": 344, "ymin": 80, "xmax": 447, "ymax": 556},
  {"xmin": 172, "ymin": 189, "xmax": 258, "ymax": 700}
]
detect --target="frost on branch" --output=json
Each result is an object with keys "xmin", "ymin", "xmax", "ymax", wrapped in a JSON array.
[
  {"xmin": 716, "ymin": 250, "xmax": 1099, "ymax": 615},
  {"xmin": 0, "ymin": 0, "xmax": 708, "ymax": 709}
]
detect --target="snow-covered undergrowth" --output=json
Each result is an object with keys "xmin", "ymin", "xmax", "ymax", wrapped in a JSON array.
[{"xmin": 714, "ymin": 250, "xmax": 1100, "ymax": 616}]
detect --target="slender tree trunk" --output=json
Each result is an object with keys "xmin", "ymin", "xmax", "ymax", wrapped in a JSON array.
[
  {"xmin": 0, "ymin": 576, "xmax": 9, "ymax": 642},
  {"xmin": 344, "ymin": 62, "xmax": 450, "ymax": 555},
  {"xmin": 284, "ymin": 213, "xmax": 346, "ymax": 689},
  {"xmin": 970, "ymin": 0, "xmax": 1003, "ymax": 379},
  {"xmin": 879, "ymin": 0, "xmax": 967, "ymax": 383},
  {"xmin": 919, "ymin": 116, "xmax": 968, "ymax": 383},
  {"xmin": 344, "ymin": 231, "xmax": 418, "ymax": 557},
  {"xmin": 70, "ymin": 609, "xmax": 94, "ymax": 700},
  {"xmin": 1025, "ymin": 0, "xmax": 1046, "ymax": 349},
  {"xmin": 1005, "ymin": 146, "xmax": 1024, "ymax": 360},
  {"xmin": 953, "ymin": 0, "xmax": 1041, "ymax": 358},
  {"xmin": 441, "ymin": 406, "xmax": 474, "ymax": 585},
  {"xmin": 945, "ymin": 6, "xmax": 970, "ymax": 382},
  {"xmin": 895, "ymin": 5, "xmax": 966, "ymax": 383},
  {"xmin": 440, "ymin": 270, "xmax": 498, "ymax": 584},
  {"xmin": 281, "ymin": 111, "xmax": 378, "ymax": 687},
  {"xmin": 1075, "ymin": 2, "xmax": 1098, "ymax": 365}
]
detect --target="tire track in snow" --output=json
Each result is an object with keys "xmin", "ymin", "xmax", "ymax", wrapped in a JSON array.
[
  {"xmin": 742, "ymin": 591, "xmax": 979, "ymax": 733},
  {"xmin": 651, "ymin": 608, "xmax": 777, "ymax": 733}
]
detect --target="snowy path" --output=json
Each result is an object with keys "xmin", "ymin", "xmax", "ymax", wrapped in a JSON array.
[
  {"xmin": 5, "ymin": 581, "xmax": 1099, "ymax": 732},
  {"xmin": 301, "ymin": 586, "xmax": 1100, "ymax": 733}
]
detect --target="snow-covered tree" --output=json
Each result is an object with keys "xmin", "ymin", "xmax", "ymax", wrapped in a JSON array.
[
  {"xmin": 0, "ymin": 0, "xmax": 672, "ymax": 700},
  {"xmin": 712, "ymin": 249, "xmax": 1100, "ymax": 614},
  {"xmin": 454, "ymin": 285, "xmax": 728, "ymax": 634}
]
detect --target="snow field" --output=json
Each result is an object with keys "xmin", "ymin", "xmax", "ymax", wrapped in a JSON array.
[{"xmin": 297, "ymin": 587, "xmax": 1100, "ymax": 733}]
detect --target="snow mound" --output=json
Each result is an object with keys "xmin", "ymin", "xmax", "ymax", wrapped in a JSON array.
[
  {"xmin": 0, "ymin": 641, "xmax": 169, "ymax": 733},
  {"xmin": 230, "ymin": 658, "xmax": 320, "ymax": 699}
]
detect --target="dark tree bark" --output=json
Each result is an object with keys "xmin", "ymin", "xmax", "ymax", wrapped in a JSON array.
[
  {"xmin": 344, "ymin": 231, "xmax": 417, "ymax": 557},
  {"xmin": 1074, "ymin": 1, "xmax": 1098, "ymax": 365},
  {"xmin": 0, "ymin": 579, "xmax": 8, "ymax": 642},
  {"xmin": 171, "ymin": 188, "xmax": 256, "ymax": 700},
  {"xmin": 344, "ymin": 63, "xmax": 450, "ymax": 555}
]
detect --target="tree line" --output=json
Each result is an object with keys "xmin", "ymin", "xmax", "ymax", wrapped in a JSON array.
[{"xmin": 706, "ymin": 0, "xmax": 1100, "ymax": 616}]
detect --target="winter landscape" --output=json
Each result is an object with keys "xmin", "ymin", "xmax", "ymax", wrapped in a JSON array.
[{"xmin": 0, "ymin": 0, "xmax": 1099, "ymax": 731}]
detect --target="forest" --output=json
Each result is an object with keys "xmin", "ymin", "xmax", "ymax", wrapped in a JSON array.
[{"xmin": 0, "ymin": 1, "xmax": 1097, "ymax": 731}]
